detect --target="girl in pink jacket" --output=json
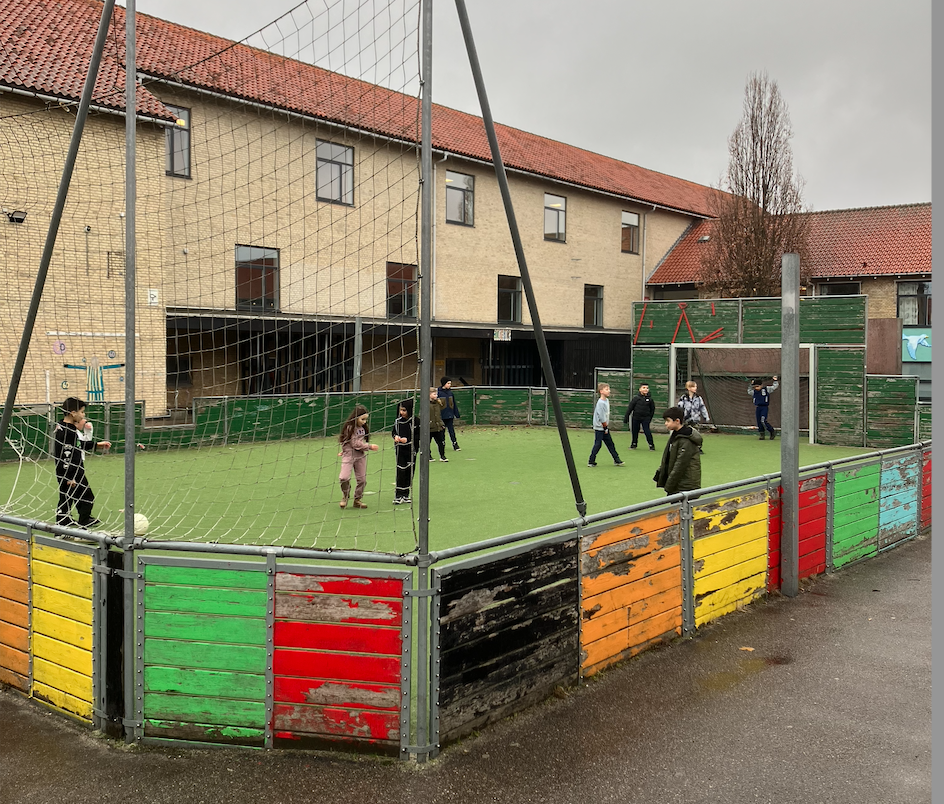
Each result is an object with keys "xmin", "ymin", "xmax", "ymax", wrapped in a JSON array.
[{"xmin": 338, "ymin": 404, "xmax": 379, "ymax": 509}]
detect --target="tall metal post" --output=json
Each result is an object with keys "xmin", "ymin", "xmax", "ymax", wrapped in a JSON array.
[
  {"xmin": 415, "ymin": 0, "xmax": 434, "ymax": 763},
  {"xmin": 353, "ymin": 316, "xmax": 363, "ymax": 392},
  {"xmin": 0, "ymin": 0, "xmax": 117, "ymax": 450},
  {"xmin": 780, "ymin": 253, "xmax": 800, "ymax": 597},
  {"xmin": 454, "ymin": 0, "xmax": 586, "ymax": 517}
]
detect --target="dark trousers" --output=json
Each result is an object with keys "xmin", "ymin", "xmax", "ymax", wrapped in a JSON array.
[
  {"xmin": 429, "ymin": 430, "xmax": 446, "ymax": 459},
  {"xmin": 631, "ymin": 418, "xmax": 654, "ymax": 447},
  {"xmin": 57, "ymin": 473, "xmax": 95, "ymax": 525},
  {"xmin": 395, "ymin": 447, "xmax": 415, "ymax": 498},
  {"xmin": 755, "ymin": 405, "xmax": 775, "ymax": 434},
  {"xmin": 443, "ymin": 418, "xmax": 459, "ymax": 448},
  {"xmin": 589, "ymin": 429, "xmax": 621, "ymax": 464}
]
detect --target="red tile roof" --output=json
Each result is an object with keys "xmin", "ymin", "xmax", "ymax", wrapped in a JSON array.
[
  {"xmin": 0, "ymin": 0, "xmax": 721, "ymax": 217},
  {"xmin": 648, "ymin": 203, "xmax": 932, "ymax": 285}
]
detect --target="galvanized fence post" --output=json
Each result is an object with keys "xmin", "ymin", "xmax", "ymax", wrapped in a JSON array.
[
  {"xmin": 826, "ymin": 462, "xmax": 835, "ymax": 572},
  {"xmin": 680, "ymin": 496, "xmax": 695, "ymax": 636},
  {"xmin": 264, "ymin": 550, "xmax": 276, "ymax": 749}
]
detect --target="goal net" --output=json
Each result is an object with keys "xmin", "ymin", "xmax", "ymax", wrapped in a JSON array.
[
  {"xmin": 0, "ymin": 0, "xmax": 426, "ymax": 553},
  {"xmin": 669, "ymin": 344, "xmax": 814, "ymax": 442}
]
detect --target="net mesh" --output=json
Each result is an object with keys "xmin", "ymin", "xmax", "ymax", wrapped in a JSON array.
[{"xmin": 0, "ymin": 0, "xmax": 426, "ymax": 553}]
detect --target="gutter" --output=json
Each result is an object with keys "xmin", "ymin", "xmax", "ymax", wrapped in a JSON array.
[{"xmin": 1, "ymin": 84, "xmax": 176, "ymax": 127}]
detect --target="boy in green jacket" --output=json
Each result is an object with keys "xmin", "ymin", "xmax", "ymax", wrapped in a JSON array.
[{"xmin": 653, "ymin": 406, "xmax": 703, "ymax": 496}]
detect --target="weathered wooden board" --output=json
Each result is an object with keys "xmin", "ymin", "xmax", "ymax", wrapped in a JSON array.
[
  {"xmin": 0, "ymin": 535, "xmax": 29, "ymax": 692},
  {"xmin": 144, "ymin": 638, "xmax": 266, "ymax": 673},
  {"xmin": 32, "ymin": 680, "xmax": 92, "ymax": 719},
  {"xmin": 768, "ymin": 486, "xmax": 781, "ymax": 592},
  {"xmin": 0, "ymin": 643, "xmax": 28, "ymax": 677},
  {"xmin": 797, "ymin": 475, "xmax": 828, "ymax": 578},
  {"xmin": 143, "ymin": 720, "xmax": 264, "ymax": 746},
  {"xmin": 274, "ymin": 621, "xmax": 401, "ymax": 655},
  {"xmin": 921, "ymin": 452, "xmax": 932, "ymax": 529},
  {"xmin": 144, "ymin": 666, "xmax": 265, "ymax": 699},
  {"xmin": 473, "ymin": 389, "xmax": 532, "ymax": 425},
  {"xmin": 31, "ymin": 586, "xmax": 92, "ymax": 625},
  {"xmin": 145, "ymin": 563, "xmax": 268, "ymax": 590},
  {"xmin": 32, "ymin": 608, "xmax": 92, "ymax": 650},
  {"xmin": 144, "ymin": 584, "xmax": 267, "ymax": 617},
  {"xmin": 32, "ymin": 633, "xmax": 91, "ymax": 677},
  {"xmin": 816, "ymin": 348, "xmax": 866, "ymax": 446},
  {"xmin": 273, "ymin": 677, "xmax": 399, "ymax": 711},
  {"xmin": 32, "ymin": 542, "xmax": 92, "ymax": 573},
  {"xmin": 144, "ymin": 612, "xmax": 266, "ymax": 644},
  {"xmin": 32, "ymin": 656, "xmax": 91, "ymax": 707},
  {"xmin": 275, "ymin": 592, "xmax": 401, "ymax": 625},
  {"xmin": 878, "ymin": 454, "xmax": 920, "ymax": 549},
  {"xmin": 438, "ymin": 540, "xmax": 579, "ymax": 744},
  {"xmin": 865, "ymin": 375, "xmax": 919, "ymax": 448},
  {"xmin": 31, "ymin": 560, "xmax": 92, "ymax": 600},
  {"xmin": 144, "ymin": 693, "xmax": 266, "ymax": 727},
  {"xmin": 272, "ymin": 704, "xmax": 400, "ymax": 741},
  {"xmin": 275, "ymin": 573, "xmax": 402, "ymax": 597},
  {"xmin": 272, "ymin": 648, "xmax": 400, "ymax": 685}
]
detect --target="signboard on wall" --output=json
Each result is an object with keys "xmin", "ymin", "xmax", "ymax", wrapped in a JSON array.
[
  {"xmin": 902, "ymin": 327, "xmax": 932, "ymax": 363},
  {"xmin": 493, "ymin": 328, "xmax": 512, "ymax": 342}
]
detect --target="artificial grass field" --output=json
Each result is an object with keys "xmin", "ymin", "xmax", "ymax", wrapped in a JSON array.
[{"xmin": 0, "ymin": 425, "xmax": 873, "ymax": 554}]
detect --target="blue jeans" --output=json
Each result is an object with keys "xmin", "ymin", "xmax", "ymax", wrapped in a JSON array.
[
  {"xmin": 631, "ymin": 418, "xmax": 654, "ymax": 447},
  {"xmin": 589, "ymin": 429, "xmax": 621, "ymax": 464},
  {"xmin": 443, "ymin": 417, "xmax": 459, "ymax": 447},
  {"xmin": 755, "ymin": 405, "xmax": 775, "ymax": 434}
]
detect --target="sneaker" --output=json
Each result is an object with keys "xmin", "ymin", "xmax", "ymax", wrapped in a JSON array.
[
  {"xmin": 649, "ymin": 445, "xmax": 656, "ymax": 451},
  {"xmin": 769, "ymin": 430, "xmax": 777, "ymax": 440},
  {"xmin": 401, "ymin": 497, "xmax": 412, "ymax": 504},
  {"xmin": 393, "ymin": 497, "xmax": 403, "ymax": 504},
  {"xmin": 352, "ymin": 499, "xmax": 367, "ymax": 509},
  {"xmin": 614, "ymin": 462, "xmax": 625, "ymax": 467},
  {"xmin": 587, "ymin": 462, "xmax": 597, "ymax": 467},
  {"xmin": 57, "ymin": 518, "xmax": 79, "ymax": 528},
  {"xmin": 339, "ymin": 498, "xmax": 348, "ymax": 509},
  {"xmin": 79, "ymin": 517, "xmax": 102, "ymax": 529},
  {"xmin": 440, "ymin": 457, "xmax": 449, "ymax": 462},
  {"xmin": 758, "ymin": 434, "xmax": 765, "ymax": 440},
  {"xmin": 630, "ymin": 444, "xmax": 638, "ymax": 449},
  {"xmin": 453, "ymin": 445, "xmax": 461, "ymax": 451}
]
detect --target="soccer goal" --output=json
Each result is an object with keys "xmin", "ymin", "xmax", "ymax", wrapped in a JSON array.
[{"xmin": 669, "ymin": 343, "xmax": 816, "ymax": 444}]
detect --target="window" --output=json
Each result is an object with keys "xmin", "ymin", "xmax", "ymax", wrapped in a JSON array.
[
  {"xmin": 898, "ymin": 281, "xmax": 932, "ymax": 326},
  {"xmin": 386, "ymin": 262, "xmax": 417, "ymax": 318},
  {"xmin": 584, "ymin": 284, "xmax": 603, "ymax": 328},
  {"xmin": 235, "ymin": 245, "xmax": 279, "ymax": 311},
  {"xmin": 316, "ymin": 140, "xmax": 354, "ymax": 204},
  {"xmin": 544, "ymin": 193, "xmax": 566, "ymax": 242},
  {"xmin": 621, "ymin": 211, "xmax": 640, "ymax": 254},
  {"xmin": 445, "ymin": 171, "xmax": 474, "ymax": 225},
  {"xmin": 498, "ymin": 275, "xmax": 522, "ymax": 323},
  {"xmin": 817, "ymin": 282, "xmax": 861, "ymax": 295},
  {"xmin": 165, "ymin": 104, "xmax": 191, "ymax": 178}
]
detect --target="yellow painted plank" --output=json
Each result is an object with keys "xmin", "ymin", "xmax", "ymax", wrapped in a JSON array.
[
  {"xmin": 31, "ymin": 561, "xmax": 92, "ymax": 601},
  {"xmin": 581, "ymin": 586, "xmax": 682, "ymax": 645},
  {"xmin": 693, "ymin": 501, "xmax": 768, "ymax": 539},
  {"xmin": 32, "ymin": 633, "xmax": 92, "ymax": 677},
  {"xmin": 694, "ymin": 572, "xmax": 767, "ymax": 627},
  {"xmin": 692, "ymin": 489, "xmax": 767, "ymax": 521},
  {"xmin": 583, "ymin": 510, "xmax": 681, "ymax": 552},
  {"xmin": 581, "ymin": 546, "xmax": 681, "ymax": 598},
  {"xmin": 32, "ymin": 586, "xmax": 93, "ymax": 625},
  {"xmin": 0, "ymin": 535, "xmax": 28, "ymax": 557},
  {"xmin": 32, "ymin": 543, "xmax": 93, "ymax": 573},
  {"xmin": 32, "ymin": 609, "xmax": 93, "ymax": 650},
  {"xmin": 32, "ymin": 656, "xmax": 92, "ymax": 703},
  {"xmin": 694, "ymin": 521, "xmax": 768, "ymax": 561},
  {"xmin": 31, "ymin": 681, "xmax": 93, "ymax": 720},
  {"xmin": 581, "ymin": 608, "xmax": 681, "ymax": 672},
  {"xmin": 694, "ymin": 554, "xmax": 768, "ymax": 597}
]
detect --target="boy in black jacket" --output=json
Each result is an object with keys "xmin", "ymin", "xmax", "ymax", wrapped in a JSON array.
[
  {"xmin": 623, "ymin": 383, "xmax": 656, "ymax": 451},
  {"xmin": 54, "ymin": 397, "xmax": 111, "ymax": 528},
  {"xmin": 391, "ymin": 398, "xmax": 420, "ymax": 504}
]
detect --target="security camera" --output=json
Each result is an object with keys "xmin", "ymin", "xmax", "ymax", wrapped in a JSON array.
[{"xmin": 84, "ymin": 225, "xmax": 91, "ymax": 233}]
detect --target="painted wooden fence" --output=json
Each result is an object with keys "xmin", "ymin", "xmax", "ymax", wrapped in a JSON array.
[
  {"xmin": 580, "ymin": 508, "xmax": 683, "ymax": 676},
  {"xmin": 435, "ymin": 539, "xmax": 579, "ymax": 743},
  {"xmin": 831, "ymin": 461, "xmax": 881, "ymax": 569},
  {"xmin": 921, "ymin": 450, "xmax": 932, "ymax": 530},
  {"xmin": 0, "ymin": 529, "xmax": 29, "ymax": 691},
  {"xmin": 691, "ymin": 489, "xmax": 769, "ymax": 628},
  {"xmin": 878, "ymin": 453, "xmax": 920, "ymax": 550}
]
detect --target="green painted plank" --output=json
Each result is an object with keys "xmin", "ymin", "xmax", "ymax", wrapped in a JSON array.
[
  {"xmin": 144, "ymin": 693, "xmax": 266, "ymax": 727},
  {"xmin": 144, "ymin": 612, "xmax": 266, "ymax": 645},
  {"xmin": 833, "ymin": 541, "xmax": 877, "ymax": 568},
  {"xmin": 144, "ymin": 564, "xmax": 268, "ymax": 590},
  {"xmin": 144, "ymin": 585, "xmax": 268, "ymax": 617},
  {"xmin": 145, "ymin": 639, "xmax": 267, "ymax": 673},
  {"xmin": 833, "ymin": 507, "xmax": 879, "ymax": 531},
  {"xmin": 144, "ymin": 666, "xmax": 266, "ymax": 699},
  {"xmin": 145, "ymin": 719, "xmax": 265, "ymax": 743},
  {"xmin": 474, "ymin": 390, "xmax": 531, "ymax": 425}
]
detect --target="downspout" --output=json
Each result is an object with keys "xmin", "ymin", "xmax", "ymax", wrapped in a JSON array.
[
  {"xmin": 432, "ymin": 152, "xmax": 448, "ymax": 321},
  {"xmin": 641, "ymin": 204, "xmax": 656, "ymax": 302}
]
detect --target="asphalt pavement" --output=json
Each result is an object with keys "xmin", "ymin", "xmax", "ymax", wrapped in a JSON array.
[{"xmin": 0, "ymin": 534, "xmax": 932, "ymax": 804}]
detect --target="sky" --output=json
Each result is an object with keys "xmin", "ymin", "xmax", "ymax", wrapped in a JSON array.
[{"xmin": 129, "ymin": 0, "xmax": 932, "ymax": 213}]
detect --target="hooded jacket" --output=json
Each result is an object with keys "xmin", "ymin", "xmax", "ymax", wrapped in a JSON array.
[
  {"xmin": 653, "ymin": 425, "xmax": 703, "ymax": 495},
  {"xmin": 623, "ymin": 392, "xmax": 655, "ymax": 423},
  {"xmin": 391, "ymin": 398, "xmax": 420, "ymax": 452}
]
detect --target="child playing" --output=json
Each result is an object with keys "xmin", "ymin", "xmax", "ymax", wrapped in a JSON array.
[
  {"xmin": 338, "ymin": 404, "xmax": 379, "ymax": 509},
  {"xmin": 653, "ymin": 406, "xmax": 703, "ymax": 496},
  {"xmin": 678, "ymin": 380, "xmax": 710, "ymax": 454},
  {"xmin": 391, "ymin": 398, "xmax": 420, "ymax": 504},
  {"xmin": 428, "ymin": 388, "xmax": 448, "ymax": 462},
  {"xmin": 54, "ymin": 397, "xmax": 111, "ymax": 528},
  {"xmin": 748, "ymin": 376, "xmax": 779, "ymax": 440},
  {"xmin": 437, "ymin": 378, "xmax": 461, "ymax": 451},
  {"xmin": 623, "ymin": 383, "xmax": 656, "ymax": 450},
  {"xmin": 588, "ymin": 383, "xmax": 624, "ymax": 467}
]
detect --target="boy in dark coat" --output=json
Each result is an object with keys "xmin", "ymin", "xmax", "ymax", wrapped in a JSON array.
[
  {"xmin": 54, "ymin": 397, "xmax": 111, "ymax": 528},
  {"xmin": 391, "ymin": 398, "xmax": 420, "ymax": 503},
  {"xmin": 437, "ymin": 378, "xmax": 461, "ymax": 451},
  {"xmin": 653, "ymin": 406, "xmax": 703, "ymax": 496},
  {"xmin": 748, "ymin": 376, "xmax": 779, "ymax": 440},
  {"xmin": 623, "ymin": 383, "xmax": 656, "ymax": 450}
]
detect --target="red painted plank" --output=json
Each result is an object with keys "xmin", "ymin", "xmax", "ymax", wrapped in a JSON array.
[
  {"xmin": 275, "ymin": 593, "xmax": 402, "ymax": 626},
  {"xmin": 273, "ymin": 677, "xmax": 399, "ymax": 710},
  {"xmin": 799, "ymin": 550, "xmax": 826, "ymax": 578},
  {"xmin": 272, "ymin": 704, "xmax": 400, "ymax": 742},
  {"xmin": 768, "ymin": 494, "xmax": 782, "ymax": 592},
  {"xmin": 273, "ymin": 648, "xmax": 400, "ymax": 684},
  {"xmin": 799, "ymin": 500, "xmax": 827, "ymax": 526},
  {"xmin": 274, "ymin": 621, "xmax": 401, "ymax": 655},
  {"xmin": 799, "ymin": 475, "xmax": 827, "ymax": 492},
  {"xmin": 275, "ymin": 573, "xmax": 402, "ymax": 599},
  {"xmin": 799, "ymin": 516, "xmax": 826, "ymax": 544}
]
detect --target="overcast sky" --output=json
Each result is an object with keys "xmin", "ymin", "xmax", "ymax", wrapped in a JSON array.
[{"xmin": 130, "ymin": 0, "xmax": 932, "ymax": 212}]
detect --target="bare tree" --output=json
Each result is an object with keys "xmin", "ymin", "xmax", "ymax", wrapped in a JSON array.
[{"xmin": 700, "ymin": 72, "xmax": 811, "ymax": 297}]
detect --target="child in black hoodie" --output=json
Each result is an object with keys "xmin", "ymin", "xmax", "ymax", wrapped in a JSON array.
[
  {"xmin": 391, "ymin": 398, "xmax": 420, "ymax": 504},
  {"xmin": 623, "ymin": 383, "xmax": 656, "ymax": 450}
]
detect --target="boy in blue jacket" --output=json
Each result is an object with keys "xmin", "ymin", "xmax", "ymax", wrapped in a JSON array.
[{"xmin": 748, "ymin": 376, "xmax": 779, "ymax": 440}]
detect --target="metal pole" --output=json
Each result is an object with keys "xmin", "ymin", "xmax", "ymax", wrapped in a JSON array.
[
  {"xmin": 454, "ymin": 0, "xmax": 586, "ymax": 517},
  {"xmin": 780, "ymin": 253, "xmax": 800, "ymax": 597},
  {"xmin": 416, "ymin": 0, "xmax": 434, "ymax": 763},
  {"xmin": 0, "ymin": 0, "xmax": 117, "ymax": 451},
  {"xmin": 353, "ymin": 316, "xmax": 363, "ymax": 392}
]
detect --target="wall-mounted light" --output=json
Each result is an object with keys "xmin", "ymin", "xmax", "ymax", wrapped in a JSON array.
[{"xmin": 3, "ymin": 209, "xmax": 27, "ymax": 223}]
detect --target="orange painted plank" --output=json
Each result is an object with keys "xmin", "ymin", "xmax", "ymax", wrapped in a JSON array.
[
  {"xmin": 581, "ymin": 608, "xmax": 681, "ymax": 671},
  {"xmin": 0, "ymin": 576, "xmax": 28, "ymax": 606},
  {"xmin": 582, "ymin": 524, "xmax": 680, "ymax": 574},
  {"xmin": 0, "ymin": 665, "xmax": 27, "ymax": 691},
  {"xmin": 0, "ymin": 552, "xmax": 28, "ymax": 581},
  {"xmin": 0, "ymin": 598, "xmax": 28, "ymax": 629},
  {"xmin": 0, "ymin": 643, "xmax": 28, "ymax": 676},
  {"xmin": 581, "ymin": 545, "xmax": 681, "ymax": 598},
  {"xmin": 0, "ymin": 620, "xmax": 28, "ymax": 652},
  {"xmin": 0, "ymin": 535, "xmax": 28, "ymax": 557},
  {"xmin": 581, "ymin": 586, "xmax": 682, "ymax": 645},
  {"xmin": 583, "ymin": 561, "xmax": 681, "ymax": 615},
  {"xmin": 582, "ymin": 509, "xmax": 681, "ymax": 552}
]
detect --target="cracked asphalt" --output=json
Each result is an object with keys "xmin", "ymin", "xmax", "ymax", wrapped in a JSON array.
[{"xmin": 0, "ymin": 535, "xmax": 931, "ymax": 804}]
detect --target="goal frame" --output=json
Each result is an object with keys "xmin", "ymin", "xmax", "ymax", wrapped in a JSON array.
[{"xmin": 669, "ymin": 342, "xmax": 816, "ymax": 445}]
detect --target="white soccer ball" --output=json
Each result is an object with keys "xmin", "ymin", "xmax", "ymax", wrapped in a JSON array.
[{"xmin": 133, "ymin": 513, "xmax": 149, "ymax": 535}]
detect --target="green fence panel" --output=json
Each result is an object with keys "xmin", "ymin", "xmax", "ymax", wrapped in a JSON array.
[
  {"xmin": 191, "ymin": 399, "xmax": 229, "ymax": 444},
  {"xmin": 740, "ymin": 299, "xmax": 782, "ymax": 343},
  {"xmin": 918, "ymin": 404, "xmax": 931, "ymax": 441},
  {"xmin": 799, "ymin": 296, "xmax": 867, "ymax": 345},
  {"xmin": 631, "ymin": 300, "xmax": 741, "ymax": 345},
  {"xmin": 629, "ymin": 347, "xmax": 670, "ymax": 412},
  {"xmin": 473, "ymin": 389, "xmax": 532, "ymax": 425},
  {"xmin": 0, "ymin": 405, "xmax": 52, "ymax": 461},
  {"xmin": 594, "ymin": 368, "xmax": 634, "ymax": 412},
  {"xmin": 865, "ymin": 376, "xmax": 918, "ymax": 449},
  {"xmin": 815, "ymin": 347, "xmax": 865, "ymax": 446},
  {"xmin": 529, "ymin": 388, "xmax": 547, "ymax": 426},
  {"xmin": 831, "ymin": 462, "xmax": 880, "ymax": 568}
]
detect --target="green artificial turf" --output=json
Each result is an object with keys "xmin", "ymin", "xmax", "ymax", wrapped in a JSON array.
[{"xmin": 0, "ymin": 425, "xmax": 873, "ymax": 554}]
